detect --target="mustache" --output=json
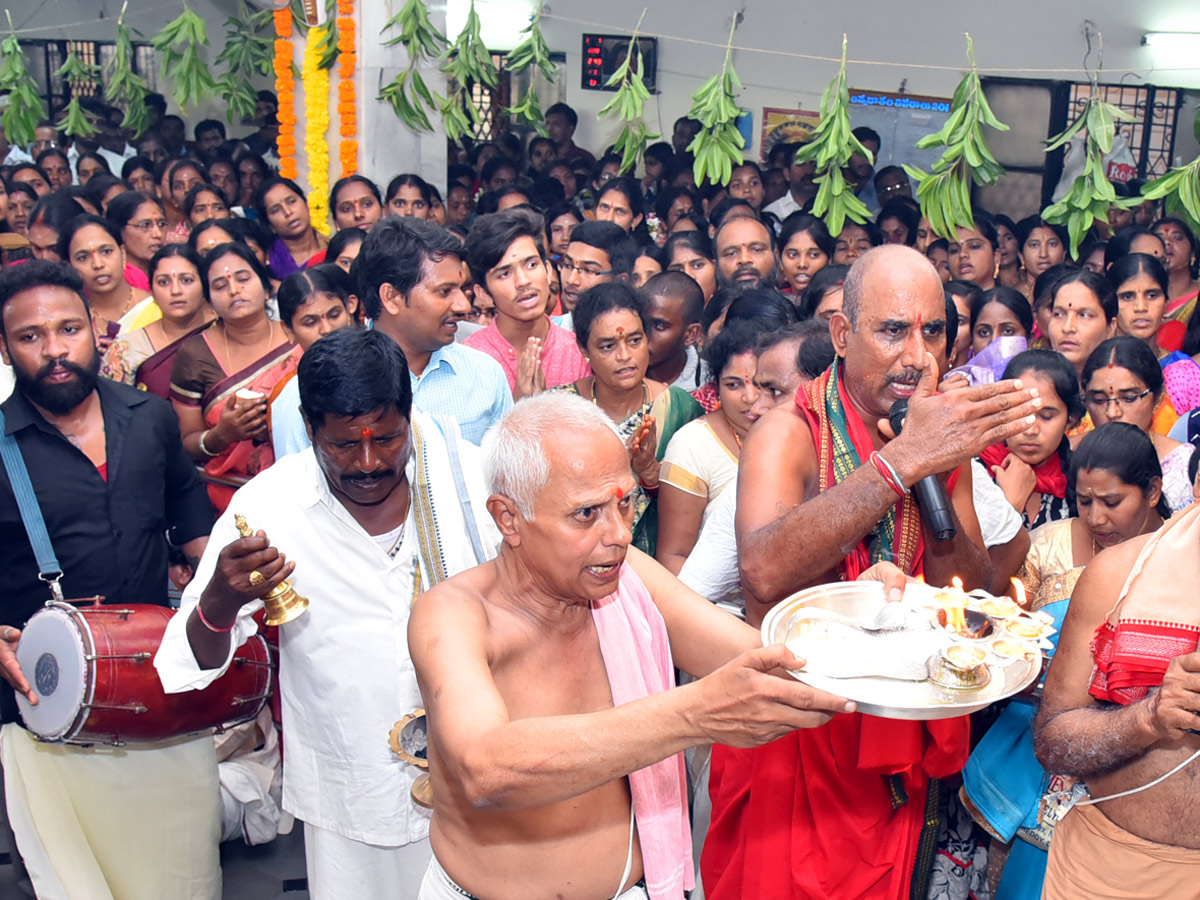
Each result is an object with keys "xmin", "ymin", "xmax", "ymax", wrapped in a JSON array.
[
  {"xmin": 38, "ymin": 358, "xmax": 91, "ymax": 381},
  {"xmin": 341, "ymin": 470, "xmax": 396, "ymax": 486},
  {"xmin": 885, "ymin": 369, "xmax": 922, "ymax": 386}
]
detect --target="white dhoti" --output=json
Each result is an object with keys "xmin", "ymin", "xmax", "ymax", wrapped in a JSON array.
[
  {"xmin": 303, "ymin": 822, "xmax": 431, "ymax": 900},
  {"xmin": 0, "ymin": 722, "xmax": 221, "ymax": 900}
]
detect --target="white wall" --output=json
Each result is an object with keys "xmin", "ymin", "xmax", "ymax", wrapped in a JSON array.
[{"xmin": 536, "ymin": 0, "xmax": 1200, "ymax": 163}]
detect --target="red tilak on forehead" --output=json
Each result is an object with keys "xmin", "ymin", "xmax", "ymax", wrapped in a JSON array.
[
  {"xmin": 615, "ymin": 486, "xmax": 624, "ymax": 500},
  {"xmin": 615, "ymin": 326, "xmax": 626, "ymax": 337},
  {"xmin": 915, "ymin": 312, "xmax": 923, "ymax": 327},
  {"xmin": 361, "ymin": 427, "xmax": 373, "ymax": 439}
]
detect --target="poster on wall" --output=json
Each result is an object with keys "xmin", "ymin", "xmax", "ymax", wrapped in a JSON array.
[
  {"xmin": 847, "ymin": 89, "xmax": 952, "ymax": 172},
  {"xmin": 759, "ymin": 108, "xmax": 821, "ymax": 165}
]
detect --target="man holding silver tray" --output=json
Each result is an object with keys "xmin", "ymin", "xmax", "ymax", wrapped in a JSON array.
[{"xmin": 704, "ymin": 246, "xmax": 1046, "ymax": 900}]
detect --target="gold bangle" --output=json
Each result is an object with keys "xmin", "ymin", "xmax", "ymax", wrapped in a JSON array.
[{"xmin": 198, "ymin": 429, "xmax": 219, "ymax": 458}]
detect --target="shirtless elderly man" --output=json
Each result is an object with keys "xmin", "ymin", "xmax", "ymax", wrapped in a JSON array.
[
  {"xmin": 408, "ymin": 392, "xmax": 866, "ymax": 900},
  {"xmin": 1035, "ymin": 503, "xmax": 1200, "ymax": 897}
]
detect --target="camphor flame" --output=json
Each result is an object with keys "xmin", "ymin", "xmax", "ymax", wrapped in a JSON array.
[
  {"xmin": 941, "ymin": 576, "xmax": 968, "ymax": 634},
  {"xmin": 1011, "ymin": 577, "xmax": 1027, "ymax": 610}
]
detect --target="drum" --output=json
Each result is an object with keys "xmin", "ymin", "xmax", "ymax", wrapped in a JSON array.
[{"xmin": 15, "ymin": 600, "xmax": 272, "ymax": 746}]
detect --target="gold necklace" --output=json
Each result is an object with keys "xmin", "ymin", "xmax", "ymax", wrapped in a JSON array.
[
  {"xmin": 220, "ymin": 319, "xmax": 275, "ymax": 374},
  {"xmin": 592, "ymin": 378, "xmax": 650, "ymax": 420}
]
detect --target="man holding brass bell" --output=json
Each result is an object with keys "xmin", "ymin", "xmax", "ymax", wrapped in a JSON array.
[{"xmin": 157, "ymin": 328, "xmax": 500, "ymax": 899}]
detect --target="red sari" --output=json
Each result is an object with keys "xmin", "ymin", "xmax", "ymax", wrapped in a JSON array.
[
  {"xmin": 170, "ymin": 333, "xmax": 301, "ymax": 512},
  {"xmin": 702, "ymin": 365, "xmax": 971, "ymax": 900}
]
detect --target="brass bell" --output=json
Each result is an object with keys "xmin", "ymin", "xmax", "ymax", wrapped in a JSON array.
[
  {"xmin": 389, "ymin": 710, "xmax": 434, "ymax": 809},
  {"xmin": 234, "ymin": 514, "xmax": 310, "ymax": 626}
]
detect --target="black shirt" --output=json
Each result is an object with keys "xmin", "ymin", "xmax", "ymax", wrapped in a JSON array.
[{"xmin": 0, "ymin": 380, "xmax": 214, "ymax": 724}]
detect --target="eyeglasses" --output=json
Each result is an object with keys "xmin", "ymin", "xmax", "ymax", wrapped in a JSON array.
[
  {"xmin": 1084, "ymin": 389, "xmax": 1152, "ymax": 409},
  {"xmin": 879, "ymin": 183, "xmax": 910, "ymax": 196},
  {"xmin": 128, "ymin": 218, "xmax": 168, "ymax": 232},
  {"xmin": 559, "ymin": 260, "xmax": 612, "ymax": 277}
]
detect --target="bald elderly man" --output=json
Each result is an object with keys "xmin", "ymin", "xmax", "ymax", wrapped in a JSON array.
[
  {"xmin": 407, "ymin": 393, "xmax": 912, "ymax": 900},
  {"xmin": 703, "ymin": 245, "xmax": 1046, "ymax": 900}
]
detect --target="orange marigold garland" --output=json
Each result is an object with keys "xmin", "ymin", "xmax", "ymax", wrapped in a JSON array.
[
  {"xmin": 336, "ymin": 0, "xmax": 357, "ymax": 175},
  {"xmin": 273, "ymin": 7, "xmax": 298, "ymax": 180}
]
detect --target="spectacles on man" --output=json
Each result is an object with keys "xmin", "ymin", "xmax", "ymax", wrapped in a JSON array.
[
  {"xmin": 559, "ymin": 260, "xmax": 612, "ymax": 278},
  {"xmin": 1084, "ymin": 388, "xmax": 1152, "ymax": 409},
  {"xmin": 879, "ymin": 183, "xmax": 910, "ymax": 196},
  {"xmin": 128, "ymin": 218, "xmax": 169, "ymax": 232}
]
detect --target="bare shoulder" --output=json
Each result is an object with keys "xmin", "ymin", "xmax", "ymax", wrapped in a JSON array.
[
  {"xmin": 1070, "ymin": 533, "xmax": 1151, "ymax": 619},
  {"xmin": 410, "ymin": 565, "xmax": 493, "ymax": 638}
]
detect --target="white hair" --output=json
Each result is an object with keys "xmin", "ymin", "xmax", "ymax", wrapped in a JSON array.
[{"xmin": 481, "ymin": 392, "xmax": 622, "ymax": 519}]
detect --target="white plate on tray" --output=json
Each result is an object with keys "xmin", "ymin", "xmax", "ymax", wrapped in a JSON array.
[{"xmin": 761, "ymin": 581, "xmax": 1042, "ymax": 720}]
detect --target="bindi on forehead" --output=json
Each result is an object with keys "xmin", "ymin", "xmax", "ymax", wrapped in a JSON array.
[{"xmin": 361, "ymin": 427, "xmax": 373, "ymax": 439}]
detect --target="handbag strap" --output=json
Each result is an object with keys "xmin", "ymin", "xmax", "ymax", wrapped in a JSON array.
[{"xmin": 0, "ymin": 407, "xmax": 64, "ymax": 601}]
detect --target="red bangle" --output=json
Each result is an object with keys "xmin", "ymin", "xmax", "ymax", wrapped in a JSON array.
[
  {"xmin": 869, "ymin": 451, "xmax": 907, "ymax": 499},
  {"xmin": 639, "ymin": 478, "xmax": 659, "ymax": 493},
  {"xmin": 196, "ymin": 602, "xmax": 235, "ymax": 633}
]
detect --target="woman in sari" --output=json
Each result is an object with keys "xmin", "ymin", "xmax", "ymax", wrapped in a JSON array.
[
  {"xmin": 962, "ymin": 423, "xmax": 1169, "ymax": 900},
  {"xmin": 656, "ymin": 320, "xmax": 763, "ymax": 574},
  {"xmin": 256, "ymin": 177, "xmax": 328, "ymax": 279},
  {"xmin": 1152, "ymin": 216, "xmax": 1199, "ymax": 351},
  {"xmin": 557, "ymin": 282, "xmax": 703, "ymax": 554},
  {"xmin": 60, "ymin": 214, "xmax": 160, "ymax": 352},
  {"xmin": 102, "ymin": 243, "xmax": 216, "ymax": 398},
  {"xmin": 107, "ymin": 190, "xmax": 167, "ymax": 292},
  {"xmin": 171, "ymin": 241, "xmax": 301, "ymax": 512}
]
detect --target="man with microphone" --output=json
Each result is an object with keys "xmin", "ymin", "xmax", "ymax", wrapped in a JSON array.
[{"xmin": 701, "ymin": 244, "xmax": 1046, "ymax": 900}]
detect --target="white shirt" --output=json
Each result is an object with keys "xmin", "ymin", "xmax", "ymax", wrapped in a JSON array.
[
  {"xmin": 678, "ymin": 459, "xmax": 1025, "ymax": 608},
  {"xmin": 156, "ymin": 418, "xmax": 500, "ymax": 846},
  {"xmin": 763, "ymin": 192, "xmax": 802, "ymax": 224},
  {"xmin": 678, "ymin": 486, "xmax": 740, "ymax": 607},
  {"xmin": 971, "ymin": 459, "xmax": 1024, "ymax": 548},
  {"xmin": 668, "ymin": 345, "xmax": 700, "ymax": 392}
]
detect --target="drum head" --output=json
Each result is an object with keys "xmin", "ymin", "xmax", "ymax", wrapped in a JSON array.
[{"xmin": 15, "ymin": 606, "xmax": 87, "ymax": 740}]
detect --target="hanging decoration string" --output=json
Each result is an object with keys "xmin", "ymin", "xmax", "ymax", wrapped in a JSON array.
[
  {"xmin": 273, "ymin": 7, "xmax": 298, "ymax": 181},
  {"xmin": 302, "ymin": 24, "xmax": 330, "ymax": 229},
  {"xmin": 336, "ymin": 0, "xmax": 357, "ymax": 175}
]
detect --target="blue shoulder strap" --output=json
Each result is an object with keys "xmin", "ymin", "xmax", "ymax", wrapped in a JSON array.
[{"xmin": 0, "ymin": 408, "xmax": 64, "ymax": 601}]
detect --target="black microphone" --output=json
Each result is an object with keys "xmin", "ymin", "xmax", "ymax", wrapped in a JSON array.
[{"xmin": 888, "ymin": 399, "xmax": 957, "ymax": 542}]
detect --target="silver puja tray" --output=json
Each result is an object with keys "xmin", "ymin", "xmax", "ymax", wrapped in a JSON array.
[{"xmin": 761, "ymin": 581, "xmax": 1042, "ymax": 721}]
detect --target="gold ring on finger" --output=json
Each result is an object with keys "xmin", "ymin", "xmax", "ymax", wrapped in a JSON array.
[{"xmin": 248, "ymin": 570, "xmax": 266, "ymax": 587}]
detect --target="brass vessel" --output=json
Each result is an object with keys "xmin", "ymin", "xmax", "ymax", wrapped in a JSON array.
[
  {"xmin": 234, "ymin": 514, "xmax": 310, "ymax": 626},
  {"xmin": 389, "ymin": 710, "xmax": 433, "ymax": 809}
]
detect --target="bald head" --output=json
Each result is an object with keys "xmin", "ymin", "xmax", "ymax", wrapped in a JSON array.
[{"xmin": 842, "ymin": 244, "xmax": 942, "ymax": 328}]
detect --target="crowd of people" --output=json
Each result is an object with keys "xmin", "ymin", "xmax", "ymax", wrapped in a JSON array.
[{"xmin": 0, "ymin": 84, "xmax": 1198, "ymax": 900}]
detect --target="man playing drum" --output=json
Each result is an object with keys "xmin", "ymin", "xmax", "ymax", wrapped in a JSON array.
[
  {"xmin": 407, "ymin": 393, "xmax": 861, "ymax": 900},
  {"xmin": 0, "ymin": 260, "xmax": 218, "ymax": 898},
  {"xmin": 156, "ymin": 327, "xmax": 501, "ymax": 899}
]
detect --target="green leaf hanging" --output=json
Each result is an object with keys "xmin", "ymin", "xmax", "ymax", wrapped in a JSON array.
[
  {"xmin": 439, "ymin": 0, "xmax": 498, "ymax": 142},
  {"xmin": 597, "ymin": 11, "xmax": 659, "ymax": 174},
  {"xmin": 54, "ymin": 48, "xmax": 101, "ymax": 138},
  {"xmin": 315, "ymin": 0, "xmax": 340, "ymax": 71},
  {"xmin": 903, "ymin": 35, "xmax": 1009, "ymax": 243},
  {"xmin": 151, "ymin": 4, "xmax": 217, "ymax": 109},
  {"xmin": 792, "ymin": 36, "xmax": 875, "ymax": 237},
  {"xmin": 0, "ymin": 20, "xmax": 47, "ymax": 147},
  {"xmin": 685, "ymin": 16, "xmax": 745, "ymax": 187},
  {"xmin": 104, "ymin": 4, "xmax": 153, "ymax": 137},
  {"xmin": 378, "ymin": 0, "xmax": 448, "ymax": 134},
  {"xmin": 215, "ymin": 3, "xmax": 274, "ymax": 123},
  {"xmin": 502, "ymin": 3, "xmax": 557, "ymax": 133},
  {"xmin": 1040, "ymin": 39, "xmax": 1135, "ymax": 258}
]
